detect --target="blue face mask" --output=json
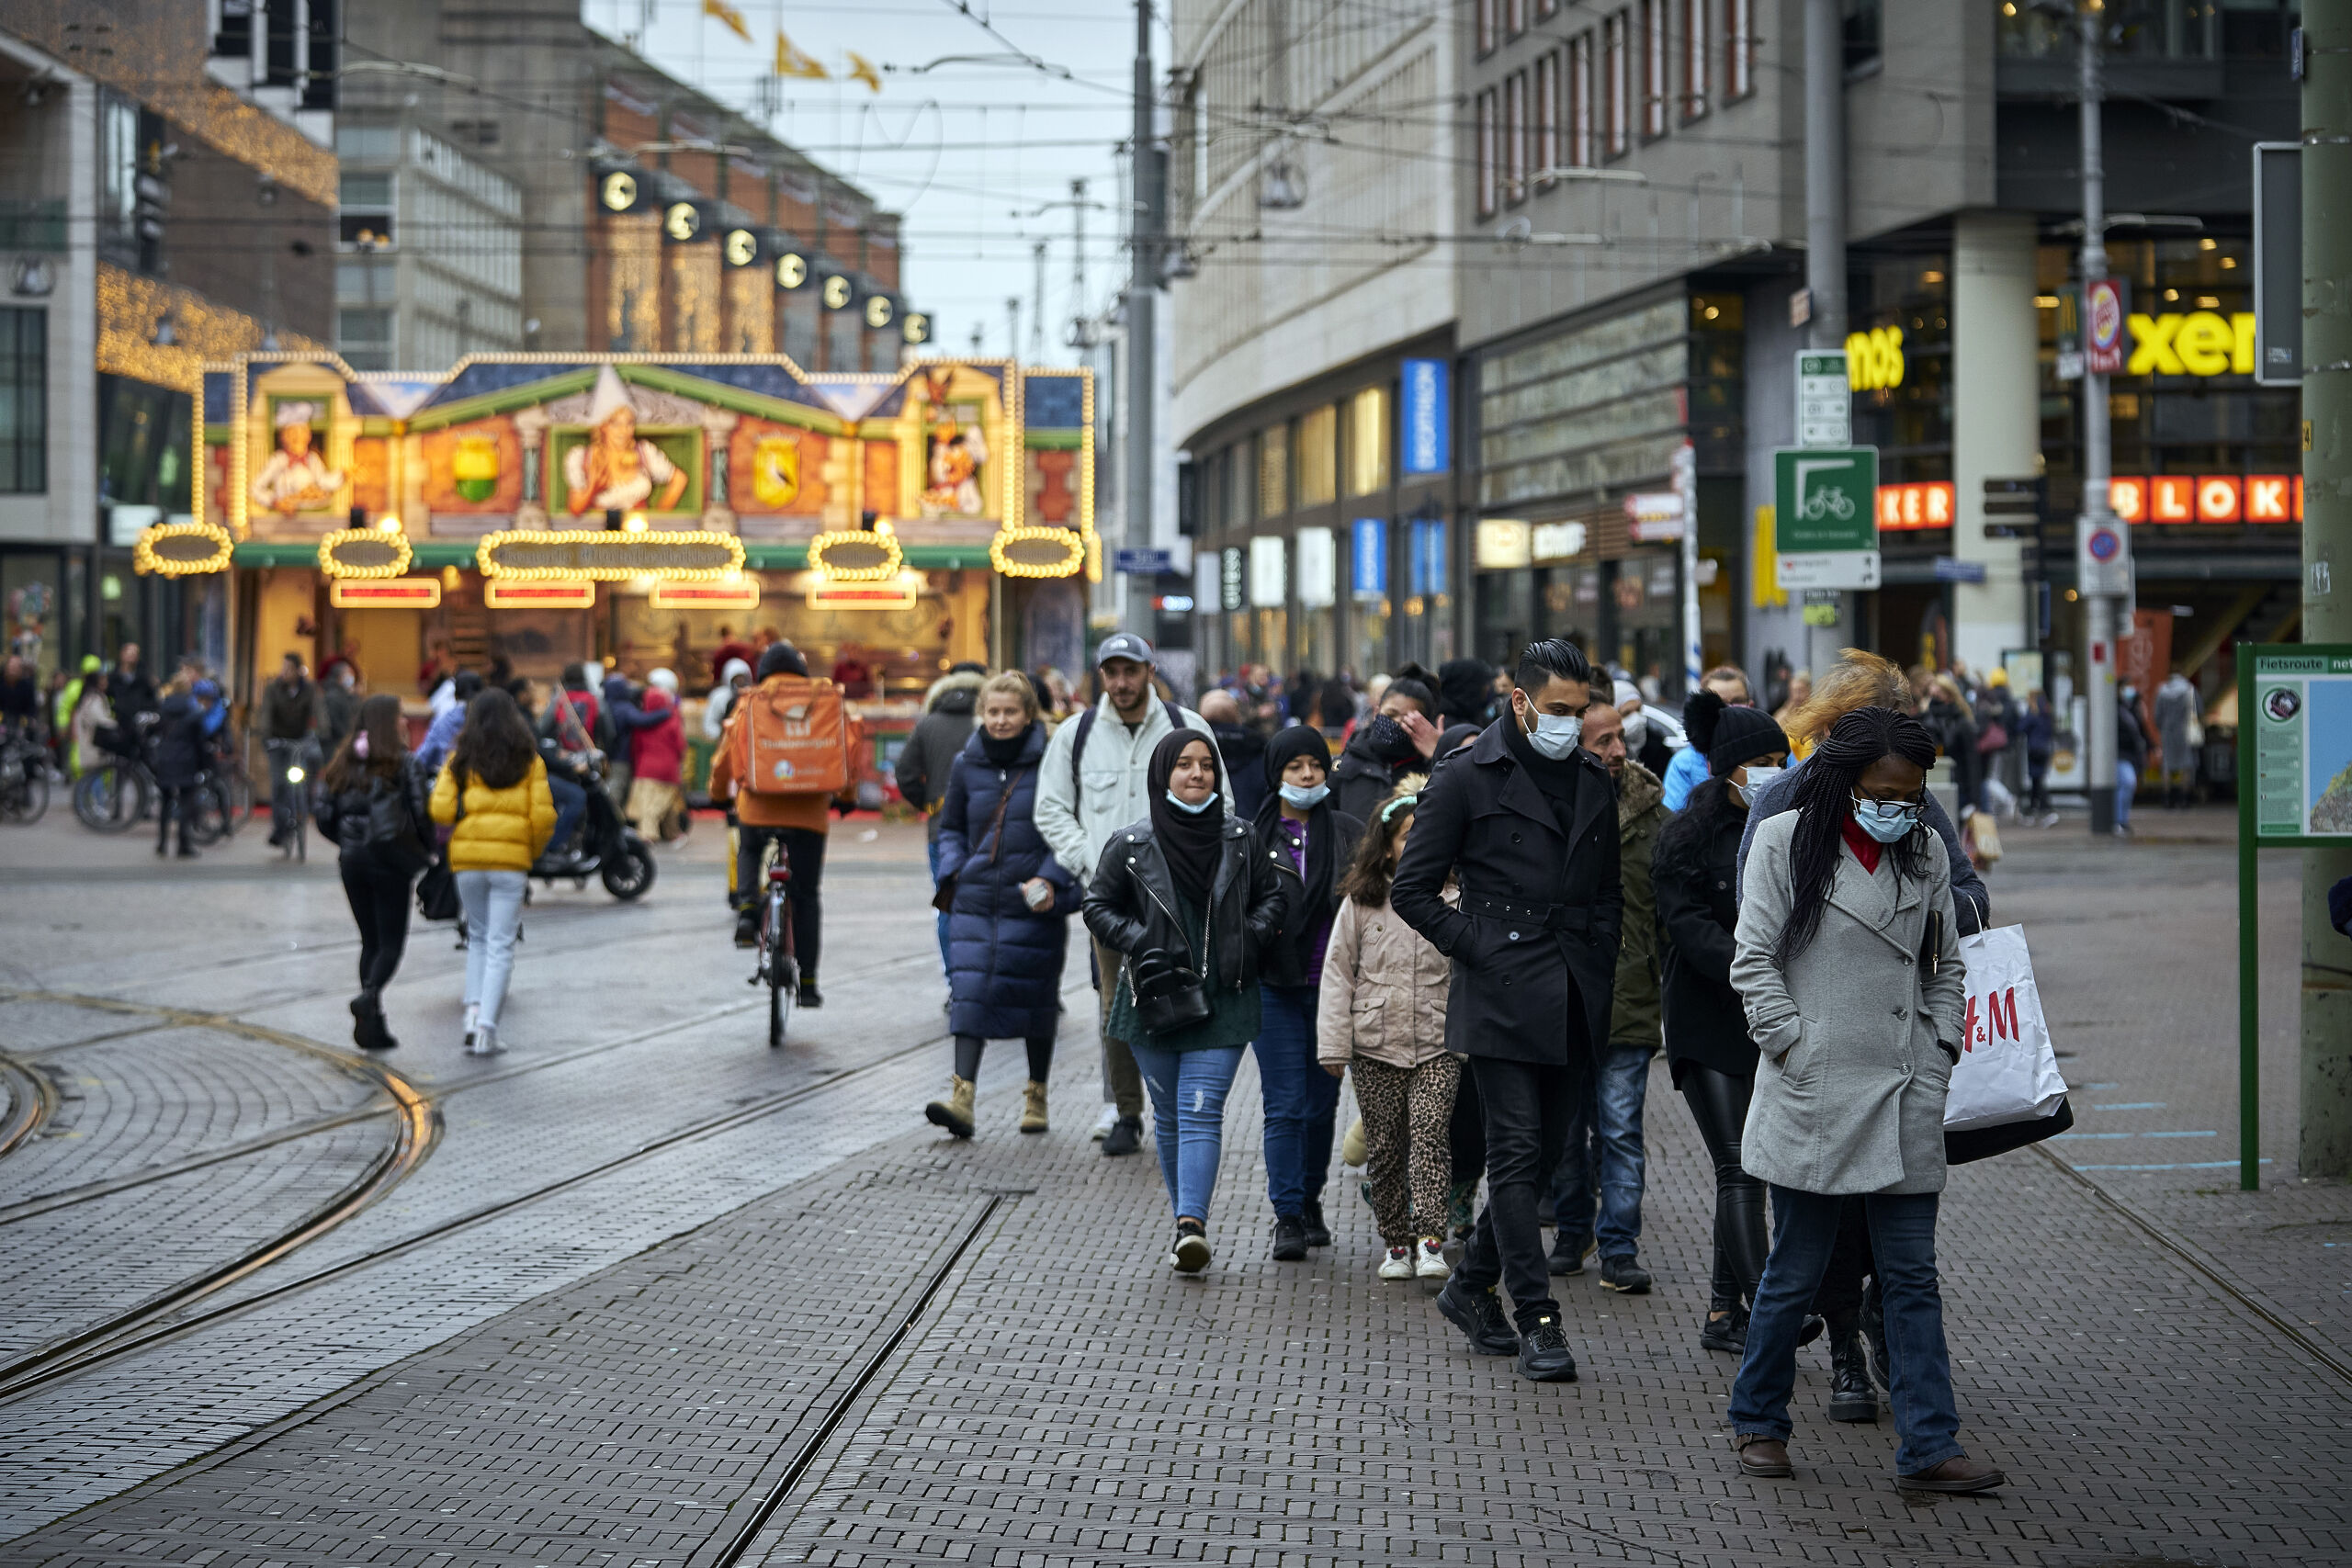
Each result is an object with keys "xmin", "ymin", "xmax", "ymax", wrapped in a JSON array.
[
  {"xmin": 1278, "ymin": 780, "xmax": 1329, "ymax": 808},
  {"xmin": 1164, "ymin": 789, "xmax": 1216, "ymax": 816},
  {"xmin": 1850, "ymin": 795, "xmax": 1924, "ymax": 844},
  {"xmin": 1521, "ymin": 707, "xmax": 1583, "ymax": 761}
]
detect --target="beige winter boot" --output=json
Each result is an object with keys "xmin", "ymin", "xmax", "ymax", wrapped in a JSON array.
[
  {"xmin": 925, "ymin": 1075, "xmax": 976, "ymax": 1139},
  {"xmin": 1020, "ymin": 1078, "xmax": 1049, "ymax": 1134}
]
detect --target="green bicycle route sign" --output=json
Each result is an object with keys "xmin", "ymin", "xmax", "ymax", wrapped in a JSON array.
[{"xmin": 1773, "ymin": 446, "xmax": 1880, "ymax": 590}]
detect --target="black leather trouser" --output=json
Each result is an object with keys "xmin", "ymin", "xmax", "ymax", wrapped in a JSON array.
[{"xmin": 1677, "ymin": 1063, "xmax": 1769, "ymax": 1313}]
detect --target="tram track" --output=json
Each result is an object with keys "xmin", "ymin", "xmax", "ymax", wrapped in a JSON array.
[
  {"xmin": 0, "ymin": 963, "xmax": 1052, "ymax": 1406},
  {"xmin": 0, "ymin": 1050, "xmax": 57, "ymax": 1160}
]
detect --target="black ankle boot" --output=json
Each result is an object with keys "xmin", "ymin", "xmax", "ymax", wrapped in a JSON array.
[{"xmin": 1826, "ymin": 1309, "xmax": 1879, "ymax": 1423}]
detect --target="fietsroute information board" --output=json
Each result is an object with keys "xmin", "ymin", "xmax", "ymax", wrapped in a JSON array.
[{"xmin": 2234, "ymin": 643, "xmax": 2352, "ymax": 1191}]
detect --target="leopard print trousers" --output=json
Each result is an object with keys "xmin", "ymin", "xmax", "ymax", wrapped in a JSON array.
[{"xmin": 1350, "ymin": 1054, "xmax": 1464, "ymax": 1246}]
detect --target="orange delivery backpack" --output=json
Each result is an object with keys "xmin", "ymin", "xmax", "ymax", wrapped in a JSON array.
[{"xmin": 731, "ymin": 676, "xmax": 854, "ymax": 796}]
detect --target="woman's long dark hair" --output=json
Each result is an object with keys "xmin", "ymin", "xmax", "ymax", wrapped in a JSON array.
[
  {"xmin": 1772, "ymin": 707, "xmax": 1939, "ymax": 969},
  {"xmin": 1338, "ymin": 773, "xmax": 1426, "ymax": 908},
  {"xmin": 447, "ymin": 686, "xmax": 537, "ymax": 791},
  {"xmin": 1654, "ymin": 772, "xmax": 1736, "ymax": 876},
  {"xmin": 322, "ymin": 694, "xmax": 409, "ymax": 793}
]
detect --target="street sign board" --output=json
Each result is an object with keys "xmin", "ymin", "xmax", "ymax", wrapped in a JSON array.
[
  {"xmin": 2247, "ymin": 647, "xmax": 2352, "ymax": 841},
  {"xmin": 2254, "ymin": 142, "xmax": 2302, "ymax": 386},
  {"xmin": 1932, "ymin": 557, "xmax": 1988, "ymax": 584},
  {"xmin": 2084, "ymin": 278, "xmax": 2127, "ymax": 375},
  {"xmin": 1773, "ymin": 446, "xmax": 1880, "ymax": 590},
  {"xmin": 1624, "ymin": 491, "xmax": 1684, "ymax": 542},
  {"xmin": 1114, "ymin": 547, "xmax": 1173, "ymax": 577},
  {"xmin": 2076, "ymin": 515, "xmax": 2132, "ymax": 597},
  {"xmin": 1795, "ymin": 351, "xmax": 1850, "ymax": 447}
]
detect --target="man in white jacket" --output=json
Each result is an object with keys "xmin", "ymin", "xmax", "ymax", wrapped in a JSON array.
[{"xmin": 1035, "ymin": 632, "xmax": 1231, "ymax": 1156}]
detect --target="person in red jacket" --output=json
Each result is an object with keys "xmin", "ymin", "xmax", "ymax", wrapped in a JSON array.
[{"xmin": 626, "ymin": 667, "xmax": 687, "ymax": 840}]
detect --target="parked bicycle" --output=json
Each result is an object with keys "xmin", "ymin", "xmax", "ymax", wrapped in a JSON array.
[{"xmin": 0, "ymin": 728, "xmax": 49, "ymax": 824}]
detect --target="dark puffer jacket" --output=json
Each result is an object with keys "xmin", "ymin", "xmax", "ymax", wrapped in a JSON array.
[
  {"xmin": 148, "ymin": 694, "xmax": 208, "ymax": 788},
  {"xmin": 937, "ymin": 722, "xmax": 1079, "ymax": 1041}
]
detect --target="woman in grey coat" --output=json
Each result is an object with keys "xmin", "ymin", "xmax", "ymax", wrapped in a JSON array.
[{"xmin": 1724, "ymin": 708, "xmax": 2001, "ymax": 1495}]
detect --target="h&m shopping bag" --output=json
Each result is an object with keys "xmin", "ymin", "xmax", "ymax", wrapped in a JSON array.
[{"xmin": 1942, "ymin": 923, "xmax": 2068, "ymax": 1131}]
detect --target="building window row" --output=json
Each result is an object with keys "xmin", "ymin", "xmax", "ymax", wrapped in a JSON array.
[{"xmin": 1204, "ymin": 385, "xmax": 1396, "ymax": 534}]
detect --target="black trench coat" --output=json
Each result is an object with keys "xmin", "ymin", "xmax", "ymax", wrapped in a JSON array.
[{"xmin": 1389, "ymin": 719, "xmax": 1622, "ymax": 1065}]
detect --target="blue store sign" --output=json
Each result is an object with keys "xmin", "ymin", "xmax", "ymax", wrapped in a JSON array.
[
  {"xmin": 1410, "ymin": 519, "xmax": 1448, "ymax": 598},
  {"xmin": 1401, "ymin": 358, "xmax": 1449, "ymax": 475},
  {"xmin": 1351, "ymin": 518, "xmax": 1387, "ymax": 601}
]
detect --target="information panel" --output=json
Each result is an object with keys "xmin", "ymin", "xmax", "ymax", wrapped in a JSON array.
[{"xmin": 2249, "ymin": 647, "xmax": 2352, "ymax": 840}]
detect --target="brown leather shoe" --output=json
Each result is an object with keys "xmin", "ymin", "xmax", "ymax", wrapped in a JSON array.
[
  {"xmin": 1734, "ymin": 1434, "xmax": 1792, "ymax": 1478},
  {"xmin": 1896, "ymin": 1455, "xmax": 2005, "ymax": 1494}
]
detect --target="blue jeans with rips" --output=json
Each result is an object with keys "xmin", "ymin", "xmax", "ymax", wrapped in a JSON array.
[
  {"xmin": 1730, "ymin": 1187, "xmax": 1967, "ymax": 1475},
  {"xmin": 1126, "ymin": 1041, "xmax": 1245, "ymax": 1224},
  {"xmin": 1252, "ymin": 984, "xmax": 1339, "ymax": 1218},
  {"xmin": 1550, "ymin": 1042, "xmax": 1655, "ymax": 1259}
]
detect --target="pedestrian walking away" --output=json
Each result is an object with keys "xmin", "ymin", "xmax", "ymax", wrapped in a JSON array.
[
  {"xmin": 1650, "ymin": 701, "xmax": 1789, "ymax": 1356},
  {"xmin": 898, "ymin": 661, "xmax": 989, "ymax": 985},
  {"xmin": 429, "ymin": 687, "xmax": 556, "ymax": 1056},
  {"xmin": 1035, "ymin": 631, "xmax": 1227, "ymax": 1155},
  {"xmin": 2018, "ymin": 688, "xmax": 2057, "ymax": 825},
  {"xmin": 149, "ymin": 666, "xmax": 209, "ymax": 860},
  {"xmin": 1546, "ymin": 696, "xmax": 1667, "ymax": 1293},
  {"xmin": 924, "ymin": 672, "xmax": 1079, "ymax": 1140},
  {"xmin": 316, "ymin": 694, "xmax": 435, "ymax": 1052},
  {"xmin": 1081, "ymin": 728, "xmax": 1282, "ymax": 1274},
  {"xmin": 2153, "ymin": 671, "xmax": 2199, "ymax": 809},
  {"xmin": 1250, "ymin": 724, "xmax": 1365, "ymax": 1260},
  {"xmin": 1392, "ymin": 637, "xmax": 1623, "ymax": 1383},
  {"xmin": 1725, "ymin": 707, "xmax": 2003, "ymax": 1495},
  {"xmin": 1317, "ymin": 782, "xmax": 1460, "ymax": 1281},
  {"xmin": 2114, "ymin": 683, "xmax": 2150, "ymax": 837},
  {"xmin": 260, "ymin": 651, "xmax": 321, "ymax": 850}
]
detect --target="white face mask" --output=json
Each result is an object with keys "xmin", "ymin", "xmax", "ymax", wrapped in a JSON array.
[
  {"xmin": 1620, "ymin": 709, "xmax": 1649, "ymax": 747},
  {"xmin": 1278, "ymin": 780, "xmax": 1329, "ymax": 809},
  {"xmin": 1521, "ymin": 706, "xmax": 1583, "ymax": 761},
  {"xmin": 1163, "ymin": 788, "xmax": 1216, "ymax": 816},
  {"xmin": 1736, "ymin": 763, "xmax": 1781, "ymax": 806}
]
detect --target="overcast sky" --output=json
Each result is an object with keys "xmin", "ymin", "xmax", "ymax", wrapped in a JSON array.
[{"xmin": 588, "ymin": 0, "xmax": 1151, "ymax": 366}]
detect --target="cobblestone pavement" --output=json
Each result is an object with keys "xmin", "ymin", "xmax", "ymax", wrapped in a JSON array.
[{"xmin": 0, "ymin": 807, "xmax": 2346, "ymax": 1566}]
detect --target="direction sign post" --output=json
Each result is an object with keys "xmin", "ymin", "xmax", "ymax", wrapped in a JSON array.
[
  {"xmin": 1795, "ymin": 351, "xmax": 1850, "ymax": 448},
  {"xmin": 1773, "ymin": 447, "xmax": 1881, "ymax": 590}
]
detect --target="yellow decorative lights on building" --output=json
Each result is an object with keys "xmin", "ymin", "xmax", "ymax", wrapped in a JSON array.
[
  {"xmin": 316, "ymin": 527, "xmax": 415, "ymax": 580},
  {"xmin": 133, "ymin": 520, "xmax": 234, "ymax": 576},
  {"xmin": 989, "ymin": 525, "xmax": 1087, "ymax": 580},
  {"xmin": 807, "ymin": 529, "xmax": 904, "ymax": 583},
  {"xmin": 475, "ymin": 528, "xmax": 746, "ymax": 582}
]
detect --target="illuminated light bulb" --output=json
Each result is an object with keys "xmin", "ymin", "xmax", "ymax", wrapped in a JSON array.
[
  {"xmin": 286, "ymin": 766, "xmax": 306, "ymax": 784},
  {"xmin": 623, "ymin": 513, "xmax": 650, "ymax": 533},
  {"xmin": 378, "ymin": 513, "xmax": 402, "ymax": 533}
]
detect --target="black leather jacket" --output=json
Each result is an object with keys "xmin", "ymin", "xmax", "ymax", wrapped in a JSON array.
[{"xmin": 1082, "ymin": 816, "xmax": 1285, "ymax": 993}]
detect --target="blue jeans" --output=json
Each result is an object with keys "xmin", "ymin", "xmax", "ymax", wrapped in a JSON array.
[
  {"xmin": 547, "ymin": 773, "xmax": 587, "ymax": 859},
  {"xmin": 927, "ymin": 835, "xmax": 951, "ymax": 976},
  {"xmin": 1730, "ymin": 1187, "xmax": 1966, "ymax": 1474},
  {"xmin": 2114, "ymin": 759, "xmax": 2137, "ymax": 829},
  {"xmin": 1551, "ymin": 1043, "xmax": 1654, "ymax": 1259},
  {"xmin": 1127, "ymin": 1042, "xmax": 1245, "ymax": 1224},
  {"xmin": 1252, "ymin": 984, "xmax": 1339, "ymax": 1217},
  {"xmin": 457, "ymin": 870, "xmax": 527, "ymax": 1029}
]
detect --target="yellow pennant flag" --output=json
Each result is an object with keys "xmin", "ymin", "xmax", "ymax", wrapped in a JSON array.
[
  {"xmin": 703, "ymin": 0, "xmax": 752, "ymax": 42},
  {"xmin": 846, "ymin": 51, "xmax": 882, "ymax": 93},
  {"xmin": 775, "ymin": 28, "xmax": 830, "ymax": 79}
]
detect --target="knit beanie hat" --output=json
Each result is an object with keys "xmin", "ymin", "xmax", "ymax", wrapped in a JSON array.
[{"xmin": 1707, "ymin": 704, "xmax": 1790, "ymax": 777}]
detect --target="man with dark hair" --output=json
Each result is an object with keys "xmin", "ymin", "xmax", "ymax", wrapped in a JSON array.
[
  {"xmin": 261, "ymin": 651, "xmax": 321, "ymax": 848},
  {"xmin": 1392, "ymin": 637, "xmax": 1623, "ymax": 1382}
]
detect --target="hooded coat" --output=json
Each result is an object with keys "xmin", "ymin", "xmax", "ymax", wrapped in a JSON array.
[
  {"xmin": 896, "ymin": 670, "xmax": 985, "ymax": 839},
  {"xmin": 937, "ymin": 722, "xmax": 1077, "ymax": 1040},
  {"xmin": 629, "ymin": 687, "xmax": 684, "ymax": 784}
]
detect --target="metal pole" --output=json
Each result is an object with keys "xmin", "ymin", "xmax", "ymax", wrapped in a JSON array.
[
  {"xmin": 1804, "ymin": 0, "xmax": 1848, "ymax": 676},
  {"xmin": 2080, "ymin": 3, "xmax": 2120, "ymax": 836},
  {"xmin": 1069, "ymin": 178, "xmax": 1089, "ymax": 348},
  {"xmin": 2300, "ymin": 0, "xmax": 2352, "ymax": 1178},
  {"xmin": 2238, "ymin": 643, "xmax": 2260, "ymax": 1190},
  {"xmin": 1030, "ymin": 240, "xmax": 1047, "ymax": 365},
  {"xmin": 1125, "ymin": 0, "xmax": 1160, "ymax": 637}
]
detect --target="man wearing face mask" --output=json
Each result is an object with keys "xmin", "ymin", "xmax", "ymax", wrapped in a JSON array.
[
  {"xmin": 1391, "ymin": 638, "xmax": 1623, "ymax": 1382},
  {"xmin": 1330, "ymin": 663, "xmax": 1442, "ymax": 823}
]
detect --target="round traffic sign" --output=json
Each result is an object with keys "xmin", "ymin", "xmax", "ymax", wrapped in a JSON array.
[{"xmin": 2087, "ymin": 525, "xmax": 2121, "ymax": 563}]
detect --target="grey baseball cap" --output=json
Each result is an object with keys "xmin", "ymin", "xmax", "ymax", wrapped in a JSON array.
[{"xmin": 1094, "ymin": 632, "xmax": 1154, "ymax": 666}]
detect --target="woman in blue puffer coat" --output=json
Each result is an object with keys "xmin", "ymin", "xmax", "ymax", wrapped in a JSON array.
[{"xmin": 925, "ymin": 671, "xmax": 1080, "ymax": 1139}]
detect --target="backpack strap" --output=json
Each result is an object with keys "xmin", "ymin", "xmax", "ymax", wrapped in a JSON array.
[{"xmin": 1068, "ymin": 705, "xmax": 1097, "ymax": 792}]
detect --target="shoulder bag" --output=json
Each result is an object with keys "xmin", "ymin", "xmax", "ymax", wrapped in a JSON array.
[{"xmin": 414, "ymin": 770, "xmax": 464, "ymax": 921}]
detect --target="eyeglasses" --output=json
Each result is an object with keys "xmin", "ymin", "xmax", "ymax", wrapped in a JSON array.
[{"xmin": 1851, "ymin": 791, "xmax": 1927, "ymax": 822}]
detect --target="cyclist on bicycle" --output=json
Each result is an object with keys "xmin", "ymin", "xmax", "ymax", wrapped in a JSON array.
[
  {"xmin": 261, "ymin": 651, "xmax": 322, "ymax": 848},
  {"xmin": 708, "ymin": 641, "xmax": 859, "ymax": 1010}
]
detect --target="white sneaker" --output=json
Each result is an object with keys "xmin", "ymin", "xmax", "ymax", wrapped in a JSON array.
[
  {"xmin": 1378, "ymin": 1246, "xmax": 1414, "ymax": 1280},
  {"xmin": 461, "ymin": 1003, "xmax": 480, "ymax": 1050},
  {"xmin": 468, "ymin": 1023, "xmax": 504, "ymax": 1056},
  {"xmin": 1091, "ymin": 1103, "xmax": 1118, "ymax": 1142},
  {"xmin": 1416, "ymin": 1237, "xmax": 1451, "ymax": 1279},
  {"xmin": 1169, "ymin": 1226, "xmax": 1212, "ymax": 1273}
]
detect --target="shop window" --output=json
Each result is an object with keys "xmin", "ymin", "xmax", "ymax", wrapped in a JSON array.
[
  {"xmin": 1348, "ymin": 387, "xmax": 1389, "ymax": 497},
  {"xmin": 0, "ymin": 308, "xmax": 44, "ymax": 494},
  {"xmin": 1259, "ymin": 424, "xmax": 1290, "ymax": 520},
  {"xmin": 1639, "ymin": 0, "xmax": 1668, "ymax": 140},
  {"xmin": 1504, "ymin": 72, "xmax": 1528, "ymax": 204},
  {"xmin": 1602, "ymin": 12, "xmax": 1631, "ymax": 158},
  {"xmin": 1680, "ymin": 0, "xmax": 1709, "ymax": 120},
  {"xmin": 1506, "ymin": 0, "xmax": 1528, "ymax": 39},
  {"xmin": 1476, "ymin": 88, "xmax": 1499, "ymax": 218},
  {"xmin": 1298, "ymin": 405, "xmax": 1338, "ymax": 508},
  {"xmin": 1842, "ymin": 0, "xmax": 1881, "ymax": 76},
  {"xmin": 1724, "ymin": 0, "xmax": 1755, "ymax": 100},
  {"xmin": 1567, "ymin": 33, "xmax": 1595, "ymax": 167}
]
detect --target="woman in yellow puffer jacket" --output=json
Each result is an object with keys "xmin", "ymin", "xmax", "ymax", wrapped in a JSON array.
[{"xmin": 430, "ymin": 687, "xmax": 555, "ymax": 1055}]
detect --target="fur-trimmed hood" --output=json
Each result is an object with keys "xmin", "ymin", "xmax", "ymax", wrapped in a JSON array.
[{"xmin": 923, "ymin": 669, "xmax": 987, "ymax": 715}]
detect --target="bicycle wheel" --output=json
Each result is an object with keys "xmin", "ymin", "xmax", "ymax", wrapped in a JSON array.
[
  {"xmin": 187, "ymin": 782, "xmax": 228, "ymax": 846},
  {"xmin": 75, "ymin": 765, "xmax": 146, "ymax": 834},
  {"xmin": 221, "ymin": 764, "xmax": 254, "ymax": 829},
  {"xmin": 764, "ymin": 888, "xmax": 796, "ymax": 1048},
  {"xmin": 0, "ymin": 760, "xmax": 47, "ymax": 824}
]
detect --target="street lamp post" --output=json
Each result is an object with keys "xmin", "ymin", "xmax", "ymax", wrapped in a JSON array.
[{"xmin": 2079, "ymin": 2, "xmax": 2120, "ymax": 837}]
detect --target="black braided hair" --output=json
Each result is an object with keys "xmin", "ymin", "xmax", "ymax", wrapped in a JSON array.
[{"xmin": 1772, "ymin": 707, "xmax": 1939, "ymax": 970}]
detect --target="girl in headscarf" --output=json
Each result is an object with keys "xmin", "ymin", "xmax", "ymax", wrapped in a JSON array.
[
  {"xmin": 1082, "ymin": 728, "xmax": 1284, "ymax": 1274},
  {"xmin": 1250, "ymin": 726, "xmax": 1365, "ymax": 1261}
]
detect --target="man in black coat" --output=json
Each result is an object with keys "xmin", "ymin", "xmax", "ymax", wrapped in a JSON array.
[{"xmin": 1391, "ymin": 637, "xmax": 1622, "ymax": 1382}]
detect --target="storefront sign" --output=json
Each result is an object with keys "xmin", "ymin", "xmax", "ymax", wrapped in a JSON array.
[
  {"xmin": 1220, "ymin": 547, "xmax": 1245, "ymax": 612},
  {"xmin": 808, "ymin": 529, "xmax": 904, "ymax": 582},
  {"xmin": 131, "ymin": 519, "xmax": 232, "ymax": 577},
  {"xmin": 330, "ymin": 578, "xmax": 443, "ymax": 609},
  {"xmin": 1532, "ymin": 520, "xmax": 1587, "ymax": 561},
  {"xmin": 1804, "ymin": 349, "xmax": 1855, "ymax": 445},
  {"xmin": 1876, "ymin": 480, "xmax": 1955, "ymax": 531},
  {"xmin": 1351, "ymin": 519, "xmax": 1386, "ymax": 601},
  {"xmin": 1474, "ymin": 519, "xmax": 1532, "ymax": 570},
  {"xmin": 1295, "ymin": 526, "xmax": 1336, "ymax": 608},
  {"xmin": 1400, "ymin": 359, "xmax": 1449, "ymax": 475},
  {"xmin": 2107, "ymin": 475, "xmax": 2302, "ymax": 524},
  {"xmin": 1623, "ymin": 493, "xmax": 1683, "ymax": 543},
  {"xmin": 485, "ymin": 580, "xmax": 595, "ymax": 609},
  {"xmin": 1248, "ymin": 536, "xmax": 1285, "ymax": 609},
  {"xmin": 1772, "ymin": 447, "xmax": 1881, "ymax": 591},
  {"xmin": 2084, "ymin": 278, "xmax": 2127, "ymax": 375},
  {"xmin": 1841, "ymin": 332, "xmax": 1902, "ymax": 394},
  {"xmin": 1411, "ymin": 519, "xmax": 1449, "ymax": 598},
  {"xmin": 2248, "ymin": 647, "xmax": 2352, "ymax": 840},
  {"xmin": 650, "ymin": 577, "xmax": 760, "ymax": 612},
  {"xmin": 476, "ymin": 529, "xmax": 746, "ymax": 582},
  {"xmin": 2126, "ymin": 311, "xmax": 2256, "ymax": 378},
  {"xmin": 316, "ymin": 526, "xmax": 414, "ymax": 579}
]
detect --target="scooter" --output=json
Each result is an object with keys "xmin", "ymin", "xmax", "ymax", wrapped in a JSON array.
[{"xmin": 532, "ymin": 745, "xmax": 658, "ymax": 900}]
